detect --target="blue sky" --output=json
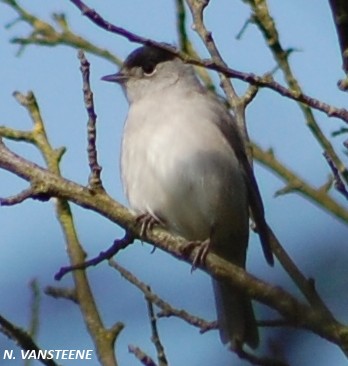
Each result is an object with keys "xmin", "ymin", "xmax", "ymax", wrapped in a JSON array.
[{"xmin": 1, "ymin": 1, "xmax": 348, "ymax": 365}]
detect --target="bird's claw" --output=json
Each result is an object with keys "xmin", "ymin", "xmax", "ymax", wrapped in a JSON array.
[
  {"xmin": 136, "ymin": 213, "xmax": 159, "ymax": 237},
  {"xmin": 182, "ymin": 239, "xmax": 211, "ymax": 272}
]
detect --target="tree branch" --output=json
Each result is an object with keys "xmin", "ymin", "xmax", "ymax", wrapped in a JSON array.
[
  {"xmin": 329, "ymin": 0, "xmax": 348, "ymax": 74},
  {"xmin": 1, "ymin": 141, "xmax": 347, "ymax": 354},
  {"xmin": 242, "ymin": 0, "xmax": 348, "ymax": 184},
  {"xmin": 64, "ymin": 0, "xmax": 348, "ymax": 126},
  {"xmin": 252, "ymin": 143, "xmax": 348, "ymax": 224},
  {"xmin": 128, "ymin": 345, "xmax": 158, "ymax": 366},
  {"xmin": 2, "ymin": 0, "xmax": 120, "ymax": 64},
  {"xmin": 2, "ymin": 1, "xmax": 348, "ymax": 361},
  {"xmin": 146, "ymin": 298, "xmax": 168, "ymax": 366},
  {"xmin": 44, "ymin": 286, "xmax": 78, "ymax": 303},
  {"xmin": 1, "ymin": 90, "xmax": 121, "ymax": 366},
  {"xmin": 109, "ymin": 260, "xmax": 215, "ymax": 333},
  {"xmin": 78, "ymin": 50, "xmax": 104, "ymax": 191},
  {"xmin": 0, "ymin": 314, "xmax": 58, "ymax": 366}
]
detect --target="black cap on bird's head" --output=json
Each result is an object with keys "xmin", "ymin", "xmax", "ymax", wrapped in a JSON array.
[
  {"xmin": 122, "ymin": 45, "xmax": 177, "ymax": 71},
  {"xmin": 101, "ymin": 44, "xmax": 177, "ymax": 84}
]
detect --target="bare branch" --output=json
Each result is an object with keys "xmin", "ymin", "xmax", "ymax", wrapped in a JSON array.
[
  {"xmin": 44, "ymin": 286, "xmax": 78, "ymax": 304},
  {"xmin": 0, "ymin": 125, "xmax": 35, "ymax": 142},
  {"xmin": 55, "ymin": 232, "xmax": 134, "ymax": 281},
  {"xmin": 27, "ymin": 279, "xmax": 40, "ymax": 340},
  {"xmin": 109, "ymin": 260, "xmax": 215, "ymax": 332},
  {"xmin": 184, "ymin": 0, "xmax": 256, "ymax": 177},
  {"xmin": 0, "ymin": 186, "xmax": 36, "ymax": 206},
  {"xmin": 1, "ymin": 90, "xmax": 121, "ymax": 366},
  {"xmin": 78, "ymin": 50, "xmax": 104, "ymax": 192},
  {"xmin": 1, "ymin": 141, "xmax": 347, "ymax": 349},
  {"xmin": 2, "ymin": 1, "xmax": 348, "ymax": 360},
  {"xmin": 267, "ymin": 228, "xmax": 333, "ymax": 318},
  {"xmin": 243, "ymin": 0, "xmax": 348, "ymax": 184},
  {"xmin": 252, "ymin": 143, "xmax": 348, "ymax": 223},
  {"xmin": 329, "ymin": 0, "xmax": 348, "ymax": 74},
  {"xmin": 0, "ymin": 314, "xmax": 58, "ymax": 366},
  {"xmin": 65, "ymin": 0, "xmax": 348, "ymax": 127},
  {"xmin": 183, "ymin": 0, "xmax": 341, "ymax": 318},
  {"xmin": 175, "ymin": 0, "xmax": 189, "ymax": 53},
  {"xmin": 174, "ymin": 0, "xmax": 216, "ymax": 91},
  {"xmin": 2, "ymin": 0, "xmax": 120, "ymax": 64},
  {"xmin": 146, "ymin": 297, "xmax": 168, "ymax": 366},
  {"xmin": 323, "ymin": 151, "xmax": 348, "ymax": 200},
  {"xmin": 128, "ymin": 345, "xmax": 158, "ymax": 366}
]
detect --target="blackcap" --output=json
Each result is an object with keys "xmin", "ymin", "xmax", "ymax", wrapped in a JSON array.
[{"xmin": 102, "ymin": 45, "xmax": 274, "ymax": 349}]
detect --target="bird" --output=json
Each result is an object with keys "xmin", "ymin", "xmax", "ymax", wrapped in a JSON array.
[{"xmin": 102, "ymin": 44, "xmax": 274, "ymax": 350}]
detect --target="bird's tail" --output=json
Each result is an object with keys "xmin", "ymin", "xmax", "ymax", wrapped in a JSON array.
[{"xmin": 212, "ymin": 279, "xmax": 259, "ymax": 349}]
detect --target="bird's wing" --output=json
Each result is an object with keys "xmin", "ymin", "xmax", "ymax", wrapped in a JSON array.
[{"xmin": 215, "ymin": 103, "xmax": 274, "ymax": 266}]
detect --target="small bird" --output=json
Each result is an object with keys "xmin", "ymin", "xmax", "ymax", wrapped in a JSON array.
[{"xmin": 102, "ymin": 45, "xmax": 273, "ymax": 349}]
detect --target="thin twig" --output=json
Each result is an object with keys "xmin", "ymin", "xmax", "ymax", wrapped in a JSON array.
[
  {"xmin": 175, "ymin": 0, "xmax": 189, "ymax": 53},
  {"xmin": 186, "ymin": 0, "xmax": 251, "ymax": 155},
  {"xmin": 0, "ymin": 314, "xmax": 58, "ymax": 366},
  {"xmin": 8, "ymin": 90, "xmax": 120, "ymax": 366},
  {"xmin": 323, "ymin": 151, "xmax": 348, "ymax": 200},
  {"xmin": 184, "ymin": 0, "xmax": 332, "ymax": 316},
  {"xmin": 328, "ymin": 0, "xmax": 348, "ymax": 74},
  {"xmin": 1, "ymin": 140, "xmax": 348, "ymax": 353},
  {"xmin": 55, "ymin": 231, "xmax": 134, "ymax": 280},
  {"xmin": 128, "ymin": 345, "xmax": 158, "ymax": 366},
  {"xmin": 2, "ymin": 0, "xmax": 120, "ymax": 64},
  {"xmin": 44, "ymin": 286, "xmax": 78, "ymax": 303},
  {"xmin": 146, "ymin": 297, "xmax": 168, "ymax": 366},
  {"xmin": 252, "ymin": 143, "xmax": 348, "ymax": 223},
  {"xmin": 25, "ymin": 280, "xmax": 41, "ymax": 366},
  {"xmin": 78, "ymin": 50, "xmax": 104, "ymax": 191},
  {"xmin": 66, "ymin": 0, "xmax": 348, "ymax": 125},
  {"xmin": 109, "ymin": 260, "xmax": 215, "ymax": 332},
  {"xmin": 269, "ymin": 224, "xmax": 335, "ymax": 318},
  {"xmin": 243, "ymin": 0, "xmax": 348, "ymax": 184},
  {"xmin": 27, "ymin": 279, "xmax": 40, "ymax": 339},
  {"xmin": 175, "ymin": 0, "xmax": 216, "ymax": 90},
  {"xmin": 0, "ymin": 187, "xmax": 36, "ymax": 206}
]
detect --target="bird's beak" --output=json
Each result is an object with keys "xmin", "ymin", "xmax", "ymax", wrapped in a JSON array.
[{"xmin": 101, "ymin": 71, "xmax": 128, "ymax": 84}]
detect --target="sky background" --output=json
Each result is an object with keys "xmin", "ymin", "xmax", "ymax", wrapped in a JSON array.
[{"xmin": 1, "ymin": 1, "xmax": 348, "ymax": 365}]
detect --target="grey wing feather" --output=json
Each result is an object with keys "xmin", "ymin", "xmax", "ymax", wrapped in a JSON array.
[{"xmin": 216, "ymin": 105, "xmax": 274, "ymax": 266}]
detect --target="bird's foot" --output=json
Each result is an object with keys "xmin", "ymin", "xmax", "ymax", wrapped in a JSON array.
[
  {"xmin": 182, "ymin": 239, "xmax": 211, "ymax": 272},
  {"xmin": 136, "ymin": 213, "xmax": 160, "ymax": 237}
]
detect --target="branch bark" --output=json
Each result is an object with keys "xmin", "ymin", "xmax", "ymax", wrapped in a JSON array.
[{"xmin": 1, "ymin": 141, "xmax": 348, "ymax": 355}]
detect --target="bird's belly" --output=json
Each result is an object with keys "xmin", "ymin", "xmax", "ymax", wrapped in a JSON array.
[{"xmin": 121, "ymin": 119, "xmax": 248, "ymax": 242}]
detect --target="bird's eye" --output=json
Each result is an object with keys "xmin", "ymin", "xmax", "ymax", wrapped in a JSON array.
[{"xmin": 142, "ymin": 63, "xmax": 157, "ymax": 76}]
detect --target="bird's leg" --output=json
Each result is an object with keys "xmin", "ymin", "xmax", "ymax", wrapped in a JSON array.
[
  {"xmin": 181, "ymin": 238, "xmax": 212, "ymax": 272},
  {"xmin": 136, "ymin": 213, "xmax": 160, "ymax": 237},
  {"xmin": 191, "ymin": 238, "xmax": 211, "ymax": 271}
]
